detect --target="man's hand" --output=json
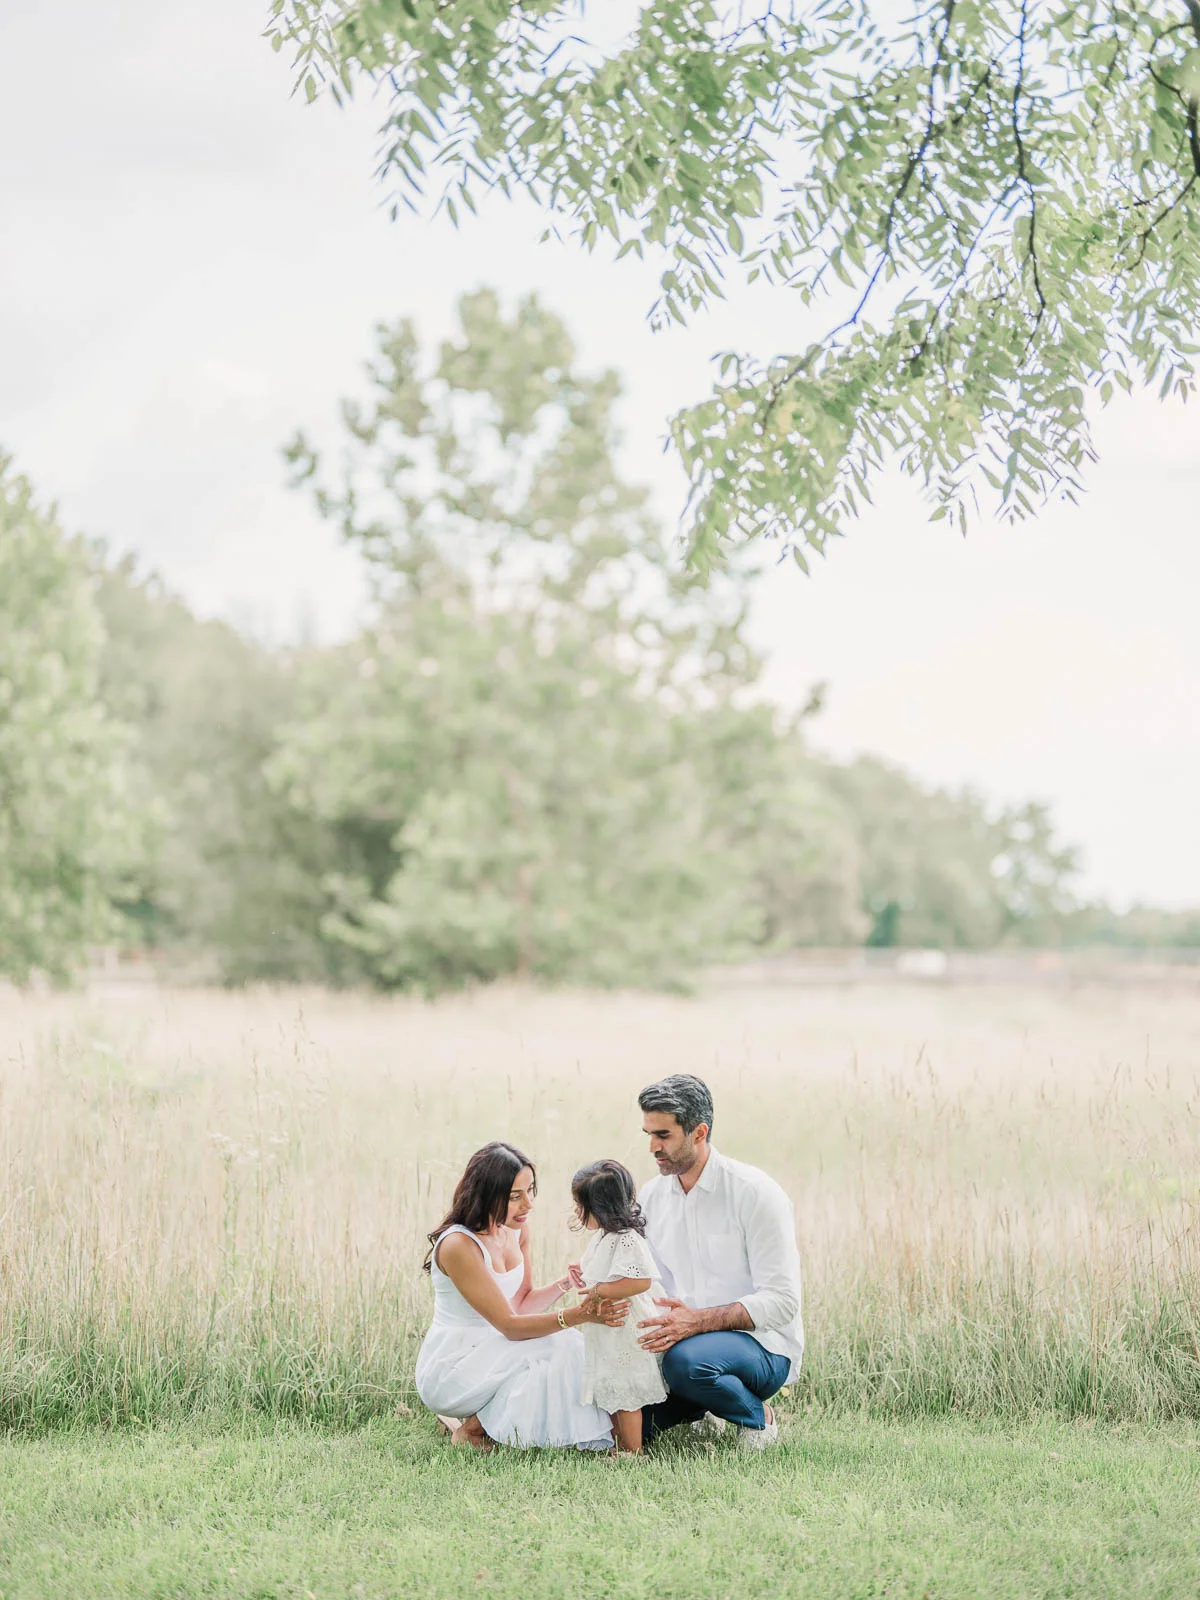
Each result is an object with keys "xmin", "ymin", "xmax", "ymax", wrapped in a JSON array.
[{"xmin": 637, "ymin": 1296, "xmax": 704, "ymax": 1353}]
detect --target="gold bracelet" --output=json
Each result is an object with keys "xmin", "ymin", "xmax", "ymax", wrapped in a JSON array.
[{"xmin": 557, "ymin": 1308, "xmax": 567, "ymax": 1330}]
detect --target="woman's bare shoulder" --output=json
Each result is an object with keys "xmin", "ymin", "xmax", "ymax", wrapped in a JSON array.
[{"xmin": 433, "ymin": 1230, "xmax": 485, "ymax": 1271}]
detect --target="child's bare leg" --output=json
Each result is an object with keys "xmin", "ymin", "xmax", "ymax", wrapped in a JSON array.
[{"xmin": 613, "ymin": 1409, "xmax": 643, "ymax": 1454}]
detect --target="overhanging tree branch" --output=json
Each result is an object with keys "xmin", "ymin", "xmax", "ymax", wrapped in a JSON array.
[
  {"xmin": 763, "ymin": 1, "xmax": 961, "ymax": 415},
  {"xmin": 1011, "ymin": 0, "xmax": 1047, "ymax": 336},
  {"xmin": 275, "ymin": 1, "xmax": 1200, "ymax": 561}
]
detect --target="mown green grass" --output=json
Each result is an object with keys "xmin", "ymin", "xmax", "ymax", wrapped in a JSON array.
[{"xmin": 0, "ymin": 1414, "xmax": 1197, "ymax": 1599}]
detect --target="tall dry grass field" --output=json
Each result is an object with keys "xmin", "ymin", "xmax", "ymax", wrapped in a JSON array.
[{"xmin": 1, "ymin": 979, "xmax": 1198, "ymax": 1429}]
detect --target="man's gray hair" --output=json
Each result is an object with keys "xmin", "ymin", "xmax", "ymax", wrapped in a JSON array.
[{"xmin": 637, "ymin": 1074, "xmax": 714, "ymax": 1137}]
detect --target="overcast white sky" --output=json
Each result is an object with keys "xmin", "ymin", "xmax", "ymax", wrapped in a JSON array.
[{"xmin": 2, "ymin": 1, "xmax": 1197, "ymax": 907}]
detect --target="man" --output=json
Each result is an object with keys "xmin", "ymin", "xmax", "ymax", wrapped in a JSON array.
[{"xmin": 635, "ymin": 1074, "xmax": 803, "ymax": 1450}]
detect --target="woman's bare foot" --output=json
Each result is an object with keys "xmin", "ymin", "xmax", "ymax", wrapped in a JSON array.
[{"xmin": 450, "ymin": 1414, "xmax": 494, "ymax": 1452}]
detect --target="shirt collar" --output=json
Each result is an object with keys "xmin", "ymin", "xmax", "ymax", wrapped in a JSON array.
[{"xmin": 689, "ymin": 1146, "xmax": 722, "ymax": 1194}]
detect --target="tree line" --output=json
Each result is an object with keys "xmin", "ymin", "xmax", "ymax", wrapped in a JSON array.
[{"xmin": 1, "ymin": 293, "xmax": 1193, "ymax": 989}]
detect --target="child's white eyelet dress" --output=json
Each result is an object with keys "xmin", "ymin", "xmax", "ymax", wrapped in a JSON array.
[{"xmin": 578, "ymin": 1228, "xmax": 669, "ymax": 1413}]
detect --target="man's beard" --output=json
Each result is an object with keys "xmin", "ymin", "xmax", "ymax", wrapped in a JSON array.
[{"xmin": 655, "ymin": 1139, "xmax": 698, "ymax": 1177}]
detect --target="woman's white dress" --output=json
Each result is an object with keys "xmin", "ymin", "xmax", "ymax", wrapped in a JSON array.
[
  {"xmin": 579, "ymin": 1228, "xmax": 668, "ymax": 1413},
  {"xmin": 414, "ymin": 1225, "xmax": 612, "ymax": 1449}
]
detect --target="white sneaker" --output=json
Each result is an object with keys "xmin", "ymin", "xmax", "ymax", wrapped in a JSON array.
[
  {"xmin": 689, "ymin": 1413, "xmax": 728, "ymax": 1440},
  {"xmin": 736, "ymin": 1405, "xmax": 779, "ymax": 1452}
]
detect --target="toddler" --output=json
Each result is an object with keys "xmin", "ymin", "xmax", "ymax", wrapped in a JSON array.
[{"xmin": 569, "ymin": 1158, "xmax": 668, "ymax": 1453}]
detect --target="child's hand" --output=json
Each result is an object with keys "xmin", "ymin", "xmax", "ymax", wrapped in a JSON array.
[{"xmin": 567, "ymin": 1263, "xmax": 586, "ymax": 1290}]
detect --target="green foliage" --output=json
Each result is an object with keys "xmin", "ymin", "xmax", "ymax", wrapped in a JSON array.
[
  {"xmin": 687, "ymin": 706, "xmax": 870, "ymax": 949},
  {"xmin": 92, "ymin": 558, "xmax": 341, "ymax": 982},
  {"xmin": 830, "ymin": 757, "xmax": 1078, "ymax": 948},
  {"xmin": 0, "ymin": 285, "xmax": 1089, "ymax": 989},
  {"xmin": 270, "ymin": 618, "xmax": 756, "ymax": 988},
  {"xmin": 1056, "ymin": 901, "xmax": 1200, "ymax": 949},
  {"xmin": 0, "ymin": 285, "xmax": 1095, "ymax": 989},
  {"xmin": 269, "ymin": 287, "xmax": 1078, "ymax": 986},
  {"xmin": 0, "ymin": 460, "xmax": 145, "ymax": 980},
  {"xmin": 270, "ymin": 3, "xmax": 1200, "ymax": 564},
  {"xmin": 271, "ymin": 291, "xmax": 797, "ymax": 988},
  {"xmin": 282, "ymin": 287, "xmax": 752, "ymax": 683}
]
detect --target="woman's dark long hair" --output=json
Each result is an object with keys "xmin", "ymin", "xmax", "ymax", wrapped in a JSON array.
[
  {"xmin": 424, "ymin": 1142, "xmax": 537, "ymax": 1272},
  {"xmin": 571, "ymin": 1159, "xmax": 646, "ymax": 1237}
]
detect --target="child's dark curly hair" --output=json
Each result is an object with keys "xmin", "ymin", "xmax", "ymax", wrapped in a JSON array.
[{"xmin": 571, "ymin": 1159, "xmax": 647, "ymax": 1237}]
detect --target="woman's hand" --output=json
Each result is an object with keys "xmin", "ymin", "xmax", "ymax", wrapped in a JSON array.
[
  {"xmin": 576, "ymin": 1294, "xmax": 630, "ymax": 1328},
  {"xmin": 567, "ymin": 1262, "xmax": 586, "ymax": 1290}
]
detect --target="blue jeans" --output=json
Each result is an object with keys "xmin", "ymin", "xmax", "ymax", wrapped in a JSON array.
[{"xmin": 642, "ymin": 1332, "xmax": 791, "ymax": 1442}]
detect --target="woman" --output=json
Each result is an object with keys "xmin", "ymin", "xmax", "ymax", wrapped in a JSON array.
[{"xmin": 415, "ymin": 1141, "xmax": 623, "ymax": 1451}]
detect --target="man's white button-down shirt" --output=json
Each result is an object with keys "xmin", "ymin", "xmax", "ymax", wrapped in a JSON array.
[{"xmin": 639, "ymin": 1147, "xmax": 804, "ymax": 1381}]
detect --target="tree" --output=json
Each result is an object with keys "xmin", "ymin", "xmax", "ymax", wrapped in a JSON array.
[
  {"xmin": 827, "ymin": 756, "xmax": 1077, "ymax": 947},
  {"xmin": 1055, "ymin": 902, "xmax": 1200, "ymax": 948},
  {"xmin": 0, "ymin": 460, "xmax": 145, "ymax": 981},
  {"xmin": 268, "ymin": 290, "xmax": 860, "ymax": 987},
  {"xmin": 270, "ymin": 3, "xmax": 1200, "ymax": 565},
  {"xmin": 92, "ymin": 557, "xmax": 341, "ymax": 982},
  {"xmin": 270, "ymin": 611, "xmax": 763, "ymax": 988},
  {"xmin": 682, "ymin": 702, "xmax": 869, "ymax": 948},
  {"xmin": 282, "ymin": 286, "xmax": 751, "ymax": 681}
]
